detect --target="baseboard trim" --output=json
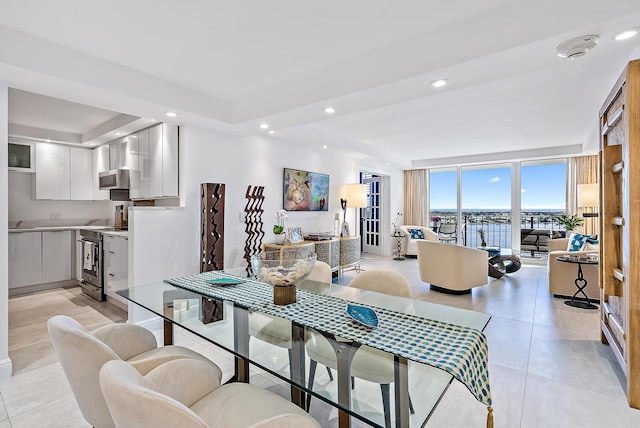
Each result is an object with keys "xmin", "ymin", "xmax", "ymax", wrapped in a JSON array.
[
  {"xmin": 0, "ymin": 357, "xmax": 13, "ymax": 379},
  {"xmin": 9, "ymin": 279, "xmax": 78, "ymax": 297}
]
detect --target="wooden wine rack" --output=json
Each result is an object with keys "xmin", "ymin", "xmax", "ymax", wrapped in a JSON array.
[{"xmin": 599, "ymin": 59, "xmax": 640, "ymax": 408}]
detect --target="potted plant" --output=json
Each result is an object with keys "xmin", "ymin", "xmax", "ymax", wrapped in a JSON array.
[
  {"xmin": 274, "ymin": 209, "xmax": 288, "ymax": 244},
  {"xmin": 556, "ymin": 214, "xmax": 584, "ymax": 234}
]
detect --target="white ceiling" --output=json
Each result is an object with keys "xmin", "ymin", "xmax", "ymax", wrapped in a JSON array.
[{"xmin": 1, "ymin": 0, "xmax": 639, "ymax": 167}]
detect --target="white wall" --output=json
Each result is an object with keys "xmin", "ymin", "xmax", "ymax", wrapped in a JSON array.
[
  {"xmin": 130, "ymin": 125, "xmax": 403, "ymax": 286},
  {"xmin": 182, "ymin": 126, "xmax": 363, "ymax": 268},
  {"xmin": 1, "ymin": 83, "xmax": 12, "ymax": 379},
  {"xmin": 8, "ymin": 172, "xmax": 114, "ymax": 222}
]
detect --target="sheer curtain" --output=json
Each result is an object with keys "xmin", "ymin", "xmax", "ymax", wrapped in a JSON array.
[
  {"xmin": 566, "ymin": 155, "xmax": 599, "ymax": 236},
  {"xmin": 404, "ymin": 169, "xmax": 428, "ymax": 226}
]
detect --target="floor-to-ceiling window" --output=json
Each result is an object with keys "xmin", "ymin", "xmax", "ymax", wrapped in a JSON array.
[
  {"xmin": 427, "ymin": 159, "xmax": 567, "ymax": 252},
  {"xmin": 462, "ymin": 164, "xmax": 512, "ymax": 248},
  {"xmin": 429, "ymin": 167, "xmax": 457, "ymax": 226},
  {"xmin": 520, "ymin": 160, "xmax": 567, "ymax": 234}
]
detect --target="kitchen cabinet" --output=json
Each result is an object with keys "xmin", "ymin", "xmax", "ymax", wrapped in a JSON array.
[
  {"xmin": 9, "ymin": 230, "xmax": 73, "ymax": 290},
  {"xmin": 149, "ymin": 124, "xmax": 163, "ymax": 197},
  {"xmin": 8, "ymin": 232, "xmax": 43, "ymax": 288},
  {"xmin": 70, "ymin": 148, "xmax": 93, "ymax": 200},
  {"xmin": 109, "ymin": 136, "xmax": 132, "ymax": 170},
  {"xmin": 42, "ymin": 231, "xmax": 73, "ymax": 283},
  {"xmin": 129, "ymin": 133, "xmax": 140, "ymax": 199},
  {"xmin": 35, "ymin": 142, "xmax": 95, "ymax": 200},
  {"xmin": 103, "ymin": 234, "xmax": 128, "ymax": 305},
  {"xmin": 138, "ymin": 128, "xmax": 150, "ymax": 198},
  {"xmin": 35, "ymin": 142, "xmax": 70, "ymax": 200},
  {"xmin": 162, "ymin": 123, "xmax": 179, "ymax": 197},
  {"xmin": 92, "ymin": 145, "xmax": 110, "ymax": 200}
]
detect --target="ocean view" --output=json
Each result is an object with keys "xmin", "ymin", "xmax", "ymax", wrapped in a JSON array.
[{"xmin": 430, "ymin": 209, "xmax": 567, "ymax": 249}]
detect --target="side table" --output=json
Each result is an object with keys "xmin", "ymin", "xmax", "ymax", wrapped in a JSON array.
[
  {"xmin": 392, "ymin": 233, "xmax": 405, "ymax": 261},
  {"xmin": 556, "ymin": 256, "xmax": 599, "ymax": 309}
]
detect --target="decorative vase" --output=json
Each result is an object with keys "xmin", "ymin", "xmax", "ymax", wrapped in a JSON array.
[{"xmin": 274, "ymin": 232, "xmax": 286, "ymax": 245}]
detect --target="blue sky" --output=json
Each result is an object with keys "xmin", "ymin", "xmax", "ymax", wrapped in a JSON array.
[{"xmin": 429, "ymin": 163, "xmax": 566, "ymax": 210}]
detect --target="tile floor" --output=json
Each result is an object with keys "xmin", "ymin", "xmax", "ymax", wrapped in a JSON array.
[{"xmin": 2, "ymin": 254, "xmax": 640, "ymax": 427}]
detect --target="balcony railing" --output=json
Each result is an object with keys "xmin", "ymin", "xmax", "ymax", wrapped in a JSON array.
[{"xmin": 430, "ymin": 212, "xmax": 567, "ymax": 253}]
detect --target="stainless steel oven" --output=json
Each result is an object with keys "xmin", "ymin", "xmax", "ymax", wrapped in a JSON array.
[{"xmin": 79, "ymin": 229, "xmax": 104, "ymax": 301}]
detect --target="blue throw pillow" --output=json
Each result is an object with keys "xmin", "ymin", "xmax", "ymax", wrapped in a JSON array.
[
  {"xmin": 408, "ymin": 228, "xmax": 424, "ymax": 239},
  {"xmin": 567, "ymin": 233, "xmax": 588, "ymax": 251}
]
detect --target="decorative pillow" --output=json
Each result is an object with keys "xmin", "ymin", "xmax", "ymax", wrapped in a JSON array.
[
  {"xmin": 583, "ymin": 242, "xmax": 600, "ymax": 252},
  {"xmin": 408, "ymin": 228, "xmax": 424, "ymax": 239},
  {"xmin": 566, "ymin": 233, "xmax": 588, "ymax": 251}
]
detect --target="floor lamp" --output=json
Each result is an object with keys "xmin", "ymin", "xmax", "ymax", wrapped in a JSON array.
[
  {"xmin": 577, "ymin": 183, "xmax": 599, "ymax": 237},
  {"xmin": 340, "ymin": 184, "xmax": 367, "ymax": 237}
]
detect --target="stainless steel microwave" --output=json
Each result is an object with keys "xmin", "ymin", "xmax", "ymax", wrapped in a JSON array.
[
  {"xmin": 99, "ymin": 169, "xmax": 130, "ymax": 190},
  {"xmin": 8, "ymin": 140, "xmax": 35, "ymax": 172}
]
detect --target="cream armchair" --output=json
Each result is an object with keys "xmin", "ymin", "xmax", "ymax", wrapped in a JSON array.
[
  {"xmin": 100, "ymin": 359, "xmax": 320, "ymax": 428},
  {"xmin": 548, "ymin": 238, "xmax": 599, "ymax": 300},
  {"xmin": 48, "ymin": 315, "xmax": 218, "ymax": 428},
  {"xmin": 398, "ymin": 225, "xmax": 438, "ymax": 257},
  {"xmin": 416, "ymin": 240, "xmax": 488, "ymax": 294}
]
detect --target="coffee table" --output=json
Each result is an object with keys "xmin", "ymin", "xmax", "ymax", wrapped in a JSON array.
[{"xmin": 478, "ymin": 247, "xmax": 522, "ymax": 279}]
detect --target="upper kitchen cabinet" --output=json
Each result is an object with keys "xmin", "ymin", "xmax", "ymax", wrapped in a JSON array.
[
  {"xmin": 109, "ymin": 136, "xmax": 132, "ymax": 170},
  {"xmin": 35, "ymin": 142, "xmax": 71, "ymax": 199},
  {"xmin": 35, "ymin": 142, "xmax": 96, "ymax": 200},
  {"xmin": 92, "ymin": 144, "xmax": 109, "ymax": 200},
  {"xmin": 70, "ymin": 148, "xmax": 93, "ymax": 200},
  {"xmin": 134, "ymin": 123, "xmax": 178, "ymax": 200},
  {"xmin": 130, "ymin": 129, "xmax": 150, "ymax": 200}
]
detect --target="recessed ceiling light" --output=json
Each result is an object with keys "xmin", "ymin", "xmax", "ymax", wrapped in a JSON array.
[
  {"xmin": 431, "ymin": 79, "xmax": 449, "ymax": 88},
  {"xmin": 322, "ymin": 145, "xmax": 328, "ymax": 149},
  {"xmin": 614, "ymin": 28, "xmax": 639, "ymax": 41},
  {"xmin": 151, "ymin": 118, "xmax": 157, "ymax": 122},
  {"xmin": 259, "ymin": 123, "xmax": 269, "ymax": 130},
  {"xmin": 165, "ymin": 112, "xmax": 177, "ymax": 118},
  {"xmin": 115, "ymin": 132, "xmax": 121, "ymax": 136},
  {"xmin": 45, "ymin": 139, "xmax": 51, "ymax": 143},
  {"xmin": 268, "ymin": 130, "xmax": 275, "ymax": 134},
  {"xmin": 324, "ymin": 107, "xmax": 336, "ymax": 114}
]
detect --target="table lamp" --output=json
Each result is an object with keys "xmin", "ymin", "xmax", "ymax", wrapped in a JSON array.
[
  {"xmin": 577, "ymin": 183, "xmax": 599, "ymax": 236},
  {"xmin": 340, "ymin": 183, "xmax": 367, "ymax": 237}
]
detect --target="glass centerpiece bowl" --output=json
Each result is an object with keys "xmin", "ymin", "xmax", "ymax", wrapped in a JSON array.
[{"xmin": 251, "ymin": 249, "xmax": 316, "ymax": 305}]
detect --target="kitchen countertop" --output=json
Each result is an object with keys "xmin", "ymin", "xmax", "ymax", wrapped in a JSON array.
[
  {"xmin": 8, "ymin": 225, "xmax": 111, "ymax": 233},
  {"xmin": 101, "ymin": 230, "xmax": 129, "ymax": 238}
]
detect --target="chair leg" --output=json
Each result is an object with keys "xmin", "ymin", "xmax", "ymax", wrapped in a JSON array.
[
  {"xmin": 351, "ymin": 376, "xmax": 355, "ymax": 389},
  {"xmin": 380, "ymin": 384, "xmax": 391, "ymax": 428},
  {"xmin": 306, "ymin": 359, "xmax": 318, "ymax": 410},
  {"xmin": 325, "ymin": 366, "xmax": 334, "ymax": 381},
  {"xmin": 409, "ymin": 393, "xmax": 415, "ymax": 414}
]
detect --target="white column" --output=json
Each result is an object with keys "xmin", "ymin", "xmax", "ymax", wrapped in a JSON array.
[{"xmin": 0, "ymin": 82, "xmax": 13, "ymax": 379}]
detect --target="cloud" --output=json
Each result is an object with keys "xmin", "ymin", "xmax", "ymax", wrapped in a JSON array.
[
  {"xmin": 488, "ymin": 177, "xmax": 501, "ymax": 183},
  {"xmin": 521, "ymin": 188, "xmax": 527, "ymax": 193}
]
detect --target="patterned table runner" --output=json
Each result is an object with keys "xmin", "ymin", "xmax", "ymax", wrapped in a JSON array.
[{"xmin": 165, "ymin": 271, "xmax": 493, "ymax": 410}]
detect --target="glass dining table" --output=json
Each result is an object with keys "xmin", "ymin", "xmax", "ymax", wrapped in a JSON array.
[{"xmin": 118, "ymin": 269, "xmax": 491, "ymax": 428}]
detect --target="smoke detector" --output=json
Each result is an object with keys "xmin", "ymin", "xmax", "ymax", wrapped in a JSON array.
[{"xmin": 556, "ymin": 35, "xmax": 599, "ymax": 60}]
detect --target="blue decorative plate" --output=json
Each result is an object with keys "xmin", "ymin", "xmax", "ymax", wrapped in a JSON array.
[
  {"xmin": 345, "ymin": 303, "xmax": 379, "ymax": 328},
  {"xmin": 205, "ymin": 277, "xmax": 245, "ymax": 286}
]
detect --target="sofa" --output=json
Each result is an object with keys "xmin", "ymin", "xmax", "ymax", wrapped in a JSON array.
[
  {"xmin": 548, "ymin": 237, "xmax": 599, "ymax": 300},
  {"xmin": 398, "ymin": 225, "xmax": 438, "ymax": 257},
  {"xmin": 520, "ymin": 229, "xmax": 551, "ymax": 256},
  {"xmin": 416, "ymin": 240, "xmax": 488, "ymax": 294}
]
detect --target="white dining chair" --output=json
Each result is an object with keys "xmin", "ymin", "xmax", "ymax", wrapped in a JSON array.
[
  {"xmin": 99, "ymin": 358, "xmax": 321, "ymax": 428},
  {"xmin": 305, "ymin": 269, "xmax": 415, "ymax": 428},
  {"xmin": 48, "ymin": 315, "xmax": 218, "ymax": 428}
]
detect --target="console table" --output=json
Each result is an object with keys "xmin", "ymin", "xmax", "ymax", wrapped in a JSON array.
[{"xmin": 263, "ymin": 237, "xmax": 359, "ymax": 276}]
